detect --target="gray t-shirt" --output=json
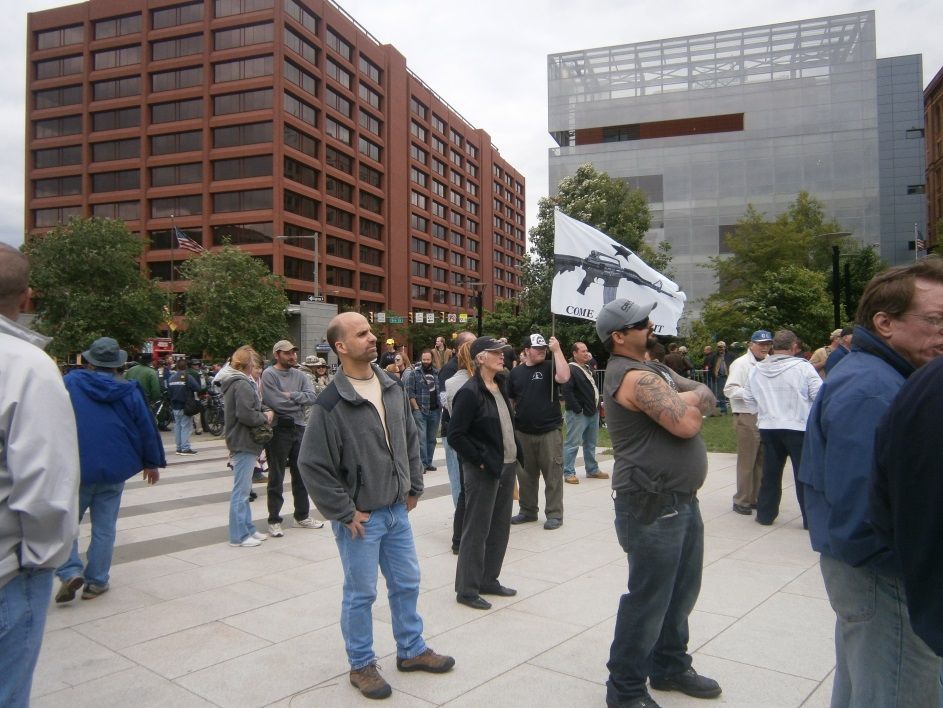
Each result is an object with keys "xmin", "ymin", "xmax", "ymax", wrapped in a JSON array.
[
  {"xmin": 603, "ymin": 355, "xmax": 707, "ymax": 494},
  {"xmin": 490, "ymin": 387, "xmax": 517, "ymax": 464}
]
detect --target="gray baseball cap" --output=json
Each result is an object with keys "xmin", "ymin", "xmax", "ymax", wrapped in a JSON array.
[{"xmin": 595, "ymin": 298, "xmax": 657, "ymax": 344}]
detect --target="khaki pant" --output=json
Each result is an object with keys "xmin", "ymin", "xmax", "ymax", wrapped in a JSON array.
[
  {"xmin": 733, "ymin": 412, "xmax": 762, "ymax": 506},
  {"xmin": 516, "ymin": 429, "xmax": 564, "ymax": 520}
]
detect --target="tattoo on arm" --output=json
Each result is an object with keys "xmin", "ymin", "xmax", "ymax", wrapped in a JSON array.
[
  {"xmin": 634, "ymin": 373, "xmax": 687, "ymax": 426},
  {"xmin": 692, "ymin": 386, "xmax": 716, "ymax": 415}
]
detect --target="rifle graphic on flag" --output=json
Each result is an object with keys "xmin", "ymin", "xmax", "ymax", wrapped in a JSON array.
[{"xmin": 551, "ymin": 209, "xmax": 686, "ymax": 335}]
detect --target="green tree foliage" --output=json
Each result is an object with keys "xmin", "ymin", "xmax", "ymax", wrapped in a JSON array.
[
  {"xmin": 710, "ymin": 192, "xmax": 848, "ymax": 296},
  {"xmin": 482, "ymin": 299, "xmax": 532, "ymax": 347},
  {"xmin": 24, "ymin": 217, "xmax": 164, "ymax": 361},
  {"xmin": 521, "ymin": 163, "xmax": 664, "ymax": 360},
  {"xmin": 702, "ymin": 192, "xmax": 884, "ymax": 344},
  {"xmin": 741, "ymin": 266, "xmax": 833, "ymax": 347},
  {"xmin": 178, "ymin": 245, "xmax": 289, "ymax": 359}
]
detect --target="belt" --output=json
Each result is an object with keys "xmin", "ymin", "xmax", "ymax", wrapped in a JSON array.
[{"xmin": 616, "ymin": 490, "xmax": 697, "ymax": 505}]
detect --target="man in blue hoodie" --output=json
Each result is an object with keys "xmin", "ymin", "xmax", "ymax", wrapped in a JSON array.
[
  {"xmin": 55, "ymin": 337, "xmax": 166, "ymax": 603},
  {"xmin": 799, "ymin": 259, "xmax": 943, "ymax": 706}
]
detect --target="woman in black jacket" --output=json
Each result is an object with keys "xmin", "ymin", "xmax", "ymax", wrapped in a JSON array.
[{"xmin": 447, "ymin": 336, "xmax": 522, "ymax": 610}]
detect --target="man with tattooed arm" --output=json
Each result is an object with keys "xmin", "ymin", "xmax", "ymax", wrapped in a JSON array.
[{"xmin": 596, "ymin": 298, "xmax": 721, "ymax": 708}]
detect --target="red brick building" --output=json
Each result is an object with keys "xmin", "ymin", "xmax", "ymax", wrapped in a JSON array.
[
  {"xmin": 26, "ymin": 0, "xmax": 525, "ymax": 319},
  {"xmin": 927, "ymin": 64, "xmax": 943, "ymax": 249}
]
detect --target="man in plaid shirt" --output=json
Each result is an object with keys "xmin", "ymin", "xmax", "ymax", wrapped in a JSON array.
[{"xmin": 403, "ymin": 350, "xmax": 441, "ymax": 472}]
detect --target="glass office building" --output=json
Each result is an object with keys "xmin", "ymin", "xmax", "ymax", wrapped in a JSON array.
[{"xmin": 548, "ymin": 11, "xmax": 926, "ymax": 313}]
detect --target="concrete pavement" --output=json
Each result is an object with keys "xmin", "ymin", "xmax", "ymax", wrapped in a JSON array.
[{"xmin": 33, "ymin": 431, "xmax": 836, "ymax": 706}]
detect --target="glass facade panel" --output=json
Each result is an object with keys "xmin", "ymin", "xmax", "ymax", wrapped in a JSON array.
[{"xmin": 548, "ymin": 11, "xmax": 885, "ymax": 315}]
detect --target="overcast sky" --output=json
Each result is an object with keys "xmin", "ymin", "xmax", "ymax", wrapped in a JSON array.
[{"xmin": 4, "ymin": 0, "xmax": 941, "ymax": 246}]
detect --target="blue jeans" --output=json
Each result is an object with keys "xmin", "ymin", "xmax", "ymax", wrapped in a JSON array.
[
  {"xmin": 563, "ymin": 410, "xmax": 600, "ymax": 478},
  {"xmin": 607, "ymin": 494, "xmax": 704, "ymax": 703},
  {"xmin": 0, "ymin": 569, "xmax": 53, "ymax": 708},
  {"xmin": 412, "ymin": 409, "xmax": 441, "ymax": 468},
  {"xmin": 173, "ymin": 408, "xmax": 193, "ymax": 452},
  {"xmin": 331, "ymin": 502, "xmax": 426, "ymax": 669},
  {"xmin": 820, "ymin": 554, "xmax": 941, "ymax": 708},
  {"xmin": 56, "ymin": 481, "xmax": 125, "ymax": 587},
  {"xmin": 230, "ymin": 451, "xmax": 258, "ymax": 544},
  {"xmin": 443, "ymin": 437, "xmax": 461, "ymax": 507},
  {"xmin": 714, "ymin": 375, "xmax": 728, "ymax": 412}
]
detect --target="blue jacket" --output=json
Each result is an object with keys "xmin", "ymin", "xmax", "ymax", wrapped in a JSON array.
[
  {"xmin": 798, "ymin": 326, "xmax": 913, "ymax": 573},
  {"xmin": 167, "ymin": 370, "xmax": 200, "ymax": 410},
  {"xmin": 65, "ymin": 369, "xmax": 167, "ymax": 484}
]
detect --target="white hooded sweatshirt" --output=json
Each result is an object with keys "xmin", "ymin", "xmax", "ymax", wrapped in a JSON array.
[{"xmin": 742, "ymin": 354, "xmax": 822, "ymax": 431}]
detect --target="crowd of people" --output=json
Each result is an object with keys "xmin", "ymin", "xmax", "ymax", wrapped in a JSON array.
[{"xmin": 2, "ymin": 236, "xmax": 942, "ymax": 706}]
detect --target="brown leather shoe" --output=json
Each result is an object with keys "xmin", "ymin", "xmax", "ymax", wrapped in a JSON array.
[
  {"xmin": 396, "ymin": 647, "xmax": 455, "ymax": 673},
  {"xmin": 349, "ymin": 662, "xmax": 391, "ymax": 699},
  {"xmin": 586, "ymin": 471, "xmax": 610, "ymax": 479}
]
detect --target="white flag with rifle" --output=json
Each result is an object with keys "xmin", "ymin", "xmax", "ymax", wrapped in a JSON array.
[{"xmin": 551, "ymin": 209, "xmax": 686, "ymax": 336}]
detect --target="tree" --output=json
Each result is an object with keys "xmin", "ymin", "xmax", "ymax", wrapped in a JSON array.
[
  {"xmin": 710, "ymin": 192, "xmax": 848, "ymax": 296},
  {"xmin": 482, "ymin": 299, "xmax": 532, "ymax": 346},
  {"xmin": 177, "ymin": 245, "xmax": 289, "ymax": 359},
  {"xmin": 702, "ymin": 192, "xmax": 884, "ymax": 343},
  {"xmin": 521, "ymin": 163, "xmax": 662, "ymax": 358},
  {"xmin": 741, "ymin": 266, "xmax": 833, "ymax": 347},
  {"xmin": 24, "ymin": 217, "xmax": 164, "ymax": 361}
]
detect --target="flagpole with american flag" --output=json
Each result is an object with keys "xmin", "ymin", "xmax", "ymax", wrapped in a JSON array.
[
  {"xmin": 169, "ymin": 213, "xmax": 176, "ymax": 325},
  {"xmin": 914, "ymin": 223, "xmax": 926, "ymax": 263}
]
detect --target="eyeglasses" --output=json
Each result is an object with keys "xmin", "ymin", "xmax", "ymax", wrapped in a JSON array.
[
  {"xmin": 900, "ymin": 312, "xmax": 943, "ymax": 329},
  {"xmin": 611, "ymin": 318, "xmax": 651, "ymax": 336}
]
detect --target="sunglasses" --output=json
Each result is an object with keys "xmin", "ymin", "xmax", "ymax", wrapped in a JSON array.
[{"xmin": 611, "ymin": 318, "xmax": 651, "ymax": 336}]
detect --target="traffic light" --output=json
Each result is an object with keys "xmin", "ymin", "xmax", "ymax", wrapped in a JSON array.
[
  {"xmin": 408, "ymin": 312, "xmax": 413, "ymax": 324},
  {"xmin": 368, "ymin": 311, "xmax": 374, "ymax": 323}
]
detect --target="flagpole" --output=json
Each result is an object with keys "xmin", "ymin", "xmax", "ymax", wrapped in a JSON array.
[
  {"xmin": 550, "ymin": 314, "xmax": 556, "ymax": 402},
  {"xmin": 169, "ymin": 214, "xmax": 176, "ymax": 335}
]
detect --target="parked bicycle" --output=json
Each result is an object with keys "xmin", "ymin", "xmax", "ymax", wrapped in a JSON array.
[
  {"xmin": 151, "ymin": 391, "xmax": 173, "ymax": 432},
  {"xmin": 202, "ymin": 381, "xmax": 224, "ymax": 436}
]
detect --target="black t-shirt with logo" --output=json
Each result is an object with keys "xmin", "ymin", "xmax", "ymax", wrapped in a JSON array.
[
  {"xmin": 420, "ymin": 365, "xmax": 439, "ymax": 410},
  {"xmin": 508, "ymin": 359, "xmax": 562, "ymax": 434}
]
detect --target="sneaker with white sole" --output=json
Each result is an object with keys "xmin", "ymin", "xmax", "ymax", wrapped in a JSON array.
[
  {"xmin": 295, "ymin": 517, "xmax": 324, "ymax": 529},
  {"xmin": 252, "ymin": 531, "xmax": 268, "ymax": 541},
  {"xmin": 229, "ymin": 536, "xmax": 262, "ymax": 547},
  {"xmin": 81, "ymin": 583, "xmax": 109, "ymax": 599},
  {"xmin": 268, "ymin": 522, "xmax": 284, "ymax": 537}
]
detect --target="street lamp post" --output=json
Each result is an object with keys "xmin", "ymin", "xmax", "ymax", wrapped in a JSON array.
[
  {"xmin": 459, "ymin": 280, "xmax": 487, "ymax": 336},
  {"xmin": 819, "ymin": 232, "xmax": 852, "ymax": 329},
  {"xmin": 272, "ymin": 233, "xmax": 320, "ymax": 299}
]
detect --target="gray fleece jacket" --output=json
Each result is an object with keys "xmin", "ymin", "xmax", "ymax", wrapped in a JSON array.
[
  {"xmin": 220, "ymin": 369, "xmax": 269, "ymax": 455},
  {"xmin": 298, "ymin": 364, "xmax": 423, "ymax": 524}
]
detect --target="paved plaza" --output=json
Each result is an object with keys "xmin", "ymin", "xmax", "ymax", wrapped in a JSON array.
[{"xmin": 34, "ymin": 431, "xmax": 836, "ymax": 707}]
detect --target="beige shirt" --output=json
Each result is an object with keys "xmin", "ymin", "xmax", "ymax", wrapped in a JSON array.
[
  {"xmin": 348, "ymin": 373, "xmax": 391, "ymax": 451},
  {"xmin": 490, "ymin": 388, "xmax": 517, "ymax": 464}
]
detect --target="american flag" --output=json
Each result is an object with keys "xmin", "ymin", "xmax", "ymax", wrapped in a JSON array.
[{"xmin": 173, "ymin": 226, "xmax": 205, "ymax": 254}]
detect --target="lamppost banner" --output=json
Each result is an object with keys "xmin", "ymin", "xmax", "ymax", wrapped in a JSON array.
[{"xmin": 551, "ymin": 209, "xmax": 686, "ymax": 336}]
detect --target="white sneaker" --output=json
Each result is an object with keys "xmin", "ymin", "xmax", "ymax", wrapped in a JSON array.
[
  {"xmin": 268, "ymin": 523, "xmax": 284, "ymax": 537},
  {"xmin": 252, "ymin": 532, "xmax": 268, "ymax": 541},
  {"xmin": 230, "ymin": 536, "xmax": 262, "ymax": 547},
  {"xmin": 295, "ymin": 517, "xmax": 324, "ymax": 529}
]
